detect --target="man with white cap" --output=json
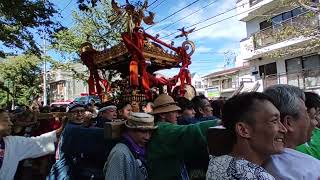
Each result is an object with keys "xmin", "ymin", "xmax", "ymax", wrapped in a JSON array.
[
  {"xmin": 104, "ymin": 112, "xmax": 157, "ymax": 180},
  {"xmin": 95, "ymin": 105, "xmax": 117, "ymax": 128},
  {"xmin": 147, "ymin": 94, "xmax": 219, "ymax": 180}
]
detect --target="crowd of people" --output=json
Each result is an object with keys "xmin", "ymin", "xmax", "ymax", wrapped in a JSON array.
[{"xmin": 0, "ymin": 84, "xmax": 319, "ymax": 180}]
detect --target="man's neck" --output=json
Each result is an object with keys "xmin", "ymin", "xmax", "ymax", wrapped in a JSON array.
[
  {"xmin": 231, "ymin": 143, "xmax": 268, "ymax": 166},
  {"xmin": 284, "ymin": 141, "xmax": 296, "ymax": 149},
  {"xmin": 284, "ymin": 133, "xmax": 300, "ymax": 149}
]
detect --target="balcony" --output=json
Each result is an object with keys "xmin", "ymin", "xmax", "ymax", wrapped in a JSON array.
[
  {"xmin": 262, "ymin": 67, "xmax": 320, "ymax": 89},
  {"xmin": 237, "ymin": 0, "xmax": 279, "ymax": 21},
  {"xmin": 254, "ymin": 13, "xmax": 319, "ymax": 49}
]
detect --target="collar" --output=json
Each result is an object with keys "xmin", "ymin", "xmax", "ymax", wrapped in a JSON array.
[{"xmin": 122, "ymin": 133, "xmax": 145, "ymax": 158}]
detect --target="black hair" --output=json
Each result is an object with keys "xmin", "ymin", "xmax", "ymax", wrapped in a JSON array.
[
  {"xmin": 305, "ymin": 92, "xmax": 320, "ymax": 110},
  {"xmin": 117, "ymin": 101, "xmax": 131, "ymax": 110},
  {"xmin": 176, "ymin": 97, "xmax": 193, "ymax": 113},
  {"xmin": 191, "ymin": 95, "xmax": 208, "ymax": 118},
  {"xmin": 211, "ymin": 99, "xmax": 225, "ymax": 119},
  {"xmin": 222, "ymin": 92, "xmax": 275, "ymax": 144}
]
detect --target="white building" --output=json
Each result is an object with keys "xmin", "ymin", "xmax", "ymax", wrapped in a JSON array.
[
  {"xmin": 237, "ymin": 0, "xmax": 320, "ymax": 92},
  {"xmin": 202, "ymin": 65, "xmax": 259, "ymax": 99},
  {"xmin": 47, "ymin": 63, "xmax": 89, "ymax": 103},
  {"xmin": 191, "ymin": 72, "xmax": 206, "ymax": 95}
]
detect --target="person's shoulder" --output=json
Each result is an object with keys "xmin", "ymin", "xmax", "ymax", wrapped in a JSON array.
[
  {"xmin": 110, "ymin": 143, "xmax": 131, "ymax": 156},
  {"xmin": 208, "ymin": 155, "xmax": 233, "ymax": 168},
  {"xmin": 271, "ymin": 148, "xmax": 320, "ymax": 166}
]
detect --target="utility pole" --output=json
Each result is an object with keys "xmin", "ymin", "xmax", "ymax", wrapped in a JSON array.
[
  {"xmin": 42, "ymin": 30, "xmax": 47, "ymax": 106},
  {"xmin": 42, "ymin": 0, "xmax": 48, "ymax": 106}
]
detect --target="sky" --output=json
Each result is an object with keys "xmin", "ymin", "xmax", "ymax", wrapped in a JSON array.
[{"xmin": 1, "ymin": 0, "xmax": 247, "ymax": 77}]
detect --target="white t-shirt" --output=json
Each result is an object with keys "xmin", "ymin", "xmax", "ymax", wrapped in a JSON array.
[
  {"xmin": 0, "ymin": 131, "xmax": 57, "ymax": 180},
  {"xmin": 264, "ymin": 148, "xmax": 320, "ymax": 180}
]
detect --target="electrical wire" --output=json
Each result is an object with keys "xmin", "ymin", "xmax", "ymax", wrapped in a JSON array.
[
  {"xmin": 146, "ymin": 0, "xmax": 201, "ymax": 30},
  {"xmin": 148, "ymin": 0, "xmax": 159, "ymax": 7},
  {"xmin": 193, "ymin": 5, "xmax": 259, "ymax": 33},
  {"xmin": 60, "ymin": 0, "xmax": 73, "ymax": 13},
  {"xmin": 150, "ymin": 0, "xmax": 168, "ymax": 11},
  {"xmin": 161, "ymin": 1, "xmax": 252, "ymax": 39},
  {"xmin": 156, "ymin": 0, "xmax": 220, "ymax": 32}
]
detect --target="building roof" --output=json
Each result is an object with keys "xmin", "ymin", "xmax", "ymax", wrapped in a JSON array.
[{"xmin": 202, "ymin": 65, "xmax": 249, "ymax": 79}]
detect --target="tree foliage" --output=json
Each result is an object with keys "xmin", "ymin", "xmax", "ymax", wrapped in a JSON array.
[
  {"xmin": 0, "ymin": 0, "xmax": 62, "ymax": 58},
  {"xmin": 51, "ymin": 0, "xmax": 124, "ymax": 58},
  {"xmin": 0, "ymin": 55, "xmax": 43, "ymax": 107}
]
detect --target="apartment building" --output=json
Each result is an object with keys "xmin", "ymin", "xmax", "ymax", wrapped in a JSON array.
[{"xmin": 237, "ymin": 0, "xmax": 320, "ymax": 93}]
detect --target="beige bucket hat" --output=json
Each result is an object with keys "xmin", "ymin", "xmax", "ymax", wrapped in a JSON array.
[
  {"xmin": 152, "ymin": 94, "xmax": 181, "ymax": 114},
  {"xmin": 125, "ymin": 112, "xmax": 158, "ymax": 130}
]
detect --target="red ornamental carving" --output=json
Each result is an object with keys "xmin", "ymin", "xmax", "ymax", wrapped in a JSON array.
[{"xmin": 80, "ymin": 0, "xmax": 195, "ymax": 100}]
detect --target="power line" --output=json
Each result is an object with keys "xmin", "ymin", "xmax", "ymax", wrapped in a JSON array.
[
  {"xmin": 146, "ymin": 0, "xmax": 201, "ymax": 30},
  {"xmin": 193, "ymin": 6, "xmax": 258, "ymax": 33},
  {"xmin": 161, "ymin": 1, "xmax": 251, "ymax": 39},
  {"xmin": 60, "ymin": 0, "xmax": 73, "ymax": 13},
  {"xmin": 149, "ymin": 0, "xmax": 168, "ymax": 11},
  {"xmin": 148, "ymin": 0, "xmax": 159, "ymax": 7},
  {"xmin": 156, "ymin": 0, "xmax": 220, "ymax": 33}
]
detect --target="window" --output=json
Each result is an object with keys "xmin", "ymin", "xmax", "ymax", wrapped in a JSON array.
[
  {"xmin": 211, "ymin": 80, "xmax": 219, "ymax": 86},
  {"xmin": 282, "ymin": 11, "xmax": 292, "ymax": 21},
  {"xmin": 292, "ymin": 7, "xmax": 304, "ymax": 17},
  {"xmin": 259, "ymin": 62, "xmax": 277, "ymax": 77},
  {"xmin": 303, "ymin": 55, "xmax": 320, "ymax": 69},
  {"xmin": 272, "ymin": 15, "xmax": 283, "ymax": 26},
  {"xmin": 286, "ymin": 57, "xmax": 302, "ymax": 73},
  {"xmin": 259, "ymin": 20, "xmax": 272, "ymax": 30},
  {"xmin": 260, "ymin": 7, "xmax": 307, "ymax": 30},
  {"xmin": 195, "ymin": 81, "xmax": 202, "ymax": 88},
  {"xmin": 222, "ymin": 78, "xmax": 233, "ymax": 89}
]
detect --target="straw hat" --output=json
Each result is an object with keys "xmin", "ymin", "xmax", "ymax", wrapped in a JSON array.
[
  {"xmin": 125, "ymin": 112, "xmax": 158, "ymax": 130},
  {"xmin": 152, "ymin": 94, "xmax": 181, "ymax": 114}
]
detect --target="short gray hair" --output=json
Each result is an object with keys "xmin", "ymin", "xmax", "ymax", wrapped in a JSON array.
[{"xmin": 263, "ymin": 84, "xmax": 305, "ymax": 120}]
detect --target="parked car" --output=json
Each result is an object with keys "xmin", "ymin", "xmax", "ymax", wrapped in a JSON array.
[
  {"xmin": 50, "ymin": 101, "xmax": 72, "ymax": 112},
  {"xmin": 73, "ymin": 95, "xmax": 101, "ymax": 106}
]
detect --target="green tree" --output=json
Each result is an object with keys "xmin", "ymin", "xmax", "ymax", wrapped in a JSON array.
[
  {"xmin": 0, "ymin": 0, "xmax": 61, "ymax": 58},
  {"xmin": 51, "ymin": 0, "xmax": 124, "ymax": 58},
  {"xmin": 0, "ymin": 55, "xmax": 43, "ymax": 108}
]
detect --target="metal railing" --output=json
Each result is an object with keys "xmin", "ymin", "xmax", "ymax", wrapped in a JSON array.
[
  {"xmin": 253, "ymin": 12, "xmax": 319, "ymax": 49},
  {"xmin": 262, "ymin": 67, "xmax": 320, "ymax": 89}
]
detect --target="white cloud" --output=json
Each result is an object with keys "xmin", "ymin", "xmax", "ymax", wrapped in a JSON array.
[{"xmin": 195, "ymin": 46, "xmax": 214, "ymax": 53}]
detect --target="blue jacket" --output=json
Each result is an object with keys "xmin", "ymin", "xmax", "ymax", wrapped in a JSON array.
[{"xmin": 47, "ymin": 122, "xmax": 117, "ymax": 180}]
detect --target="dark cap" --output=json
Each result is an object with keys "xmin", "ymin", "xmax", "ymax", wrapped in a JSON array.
[{"xmin": 67, "ymin": 104, "xmax": 86, "ymax": 112}]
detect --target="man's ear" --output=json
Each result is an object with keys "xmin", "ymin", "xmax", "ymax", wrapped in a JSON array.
[
  {"xmin": 282, "ymin": 115, "xmax": 295, "ymax": 132},
  {"xmin": 235, "ymin": 122, "xmax": 252, "ymax": 138}
]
